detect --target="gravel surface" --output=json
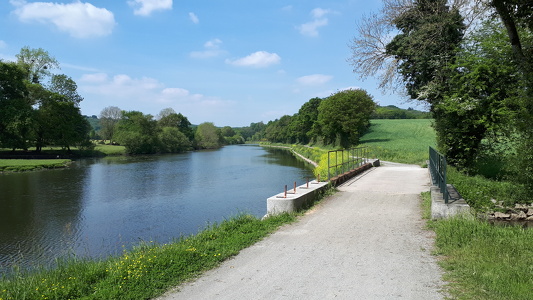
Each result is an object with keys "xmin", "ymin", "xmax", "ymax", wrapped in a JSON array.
[{"xmin": 157, "ymin": 163, "xmax": 444, "ymax": 299}]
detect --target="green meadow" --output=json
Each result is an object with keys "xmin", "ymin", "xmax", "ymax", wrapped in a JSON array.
[{"xmin": 360, "ymin": 119, "xmax": 436, "ymax": 166}]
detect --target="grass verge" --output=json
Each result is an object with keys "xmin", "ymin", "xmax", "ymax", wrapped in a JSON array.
[
  {"xmin": 0, "ymin": 213, "xmax": 298, "ymax": 300},
  {"xmin": 430, "ymin": 216, "xmax": 533, "ymax": 300},
  {"xmin": 0, "ymin": 159, "xmax": 71, "ymax": 172}
]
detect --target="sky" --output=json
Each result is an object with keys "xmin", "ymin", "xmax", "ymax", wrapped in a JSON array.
[{"xmin": 0, "ymin": 0, "xmax": 417, "ymax": 127}]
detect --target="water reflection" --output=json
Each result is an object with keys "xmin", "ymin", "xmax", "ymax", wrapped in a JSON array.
[{"xmin": 0, "ymin": 145, "xmax": 313, "ymax": 274}]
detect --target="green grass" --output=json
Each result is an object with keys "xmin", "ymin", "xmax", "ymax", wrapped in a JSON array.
[
  {"xmin": 0, "ymin": 159, "xmax": 71, "ymax": 172},
  {"xmin": 431, "ymin": 217, "xmax": 533, "ymax": 300},
  {"xmin": 93, "ymin": 144, "xmax": 126, "ymax": 156},
  {"xmin": 360, "ymin": 119, "xmax": 436, "ymax": 165},
  {"xmin": 0, "ymin": 214, "xmax": 297, "ymax": 300},
  {"xmin": 447, "ymin": 167, "xmax": 529, "ymax": 210}
]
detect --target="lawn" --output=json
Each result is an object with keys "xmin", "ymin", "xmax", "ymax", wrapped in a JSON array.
[
  {"xmin": 359, "ymin": 119, "xmax": 436, "ymax": 165},
  {"xmin": 0, "ymin": 159, "xmax": 71, "ymax": 172}
]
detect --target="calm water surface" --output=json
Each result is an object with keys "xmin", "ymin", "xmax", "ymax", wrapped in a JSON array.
[{"xmin": 0, "ymin": 145, "xmax": 313, "ymax": 274}]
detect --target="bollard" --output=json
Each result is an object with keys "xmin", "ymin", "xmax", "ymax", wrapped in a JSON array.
[
  {"xmin": 318, "ymin": 174, "xmax": 320, "ymax": 182},
  {"xmin": 294, "ymin": 182, "xmax": 297, "ymax": 194},
  {"xmin": 307, "ymin": 178, "xmax": 309, "ymax": 188},
  {"xmin": 284, "ymin": 185, "xmax": 287, "ymax": 198}
]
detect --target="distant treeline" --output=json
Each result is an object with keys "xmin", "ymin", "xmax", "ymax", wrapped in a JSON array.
[{"xmin": 371, "ymin": 105, "xmax": 431, "ymax": 119}]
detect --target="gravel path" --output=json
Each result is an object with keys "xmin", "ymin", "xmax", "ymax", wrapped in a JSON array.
[{"xmin": 157, "ymin": 163, "xmax": 444, "ymax": 299}]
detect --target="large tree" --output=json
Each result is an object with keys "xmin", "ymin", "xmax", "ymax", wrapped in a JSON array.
[
  {"xmin": 0, "ymin": 61, "xmax": 33, "ymax": 150},
  {"xmin": 16, "ymin": 46, "xmax": 60, "ymax": 84},
  {"xmin": 194, "ymin": 122, "xmax": 223, "ymax": 149},
  {"xmin": 48, "ymin": 74, "xmax": 83, "ymax": 106},
  {"xmin": 317, "ymin": 89, "xmax": 376, "ymax": 148},
  {"xmin": 114, "ymin": 111, "xmax": 160, "ymax": 154},
  {"xmin": 99, "ymin": 106, "xmax": 122, "ymax": 144}
]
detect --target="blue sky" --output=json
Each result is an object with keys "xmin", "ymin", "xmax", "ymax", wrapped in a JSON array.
[{"xmin": 1, "ymin": 0, "xmax": 414, "ymax": 127}]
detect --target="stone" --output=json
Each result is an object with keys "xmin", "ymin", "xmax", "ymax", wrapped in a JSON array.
[
  {"xmin": 517, "ymin": 211, "xmax": 528, "ymax": 220},
  {"xmin": 527, "ymin": 215, "xmax": 533, "ymax": 221},
  {"xmin": 527, "ymin": 209, "xmax": 533, "ymax": 217},
  {"xmin": 515, "ymin": 203, "xmax": 528, "ymax": 210},
  {"xmin": 494, "ymin": 212, "xmax": 510, "ymax": 219}
]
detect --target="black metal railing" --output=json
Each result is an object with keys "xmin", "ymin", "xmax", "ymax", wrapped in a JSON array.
[
  {"xmin": 429, "ymin": 146, "xmax": 449, "ymax": 203},
  {"xmin": 327, "ymin": 147, "xmax": 368, "ymax": 180}
]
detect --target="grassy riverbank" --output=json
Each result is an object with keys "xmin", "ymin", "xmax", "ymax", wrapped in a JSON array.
[
  {"xmin": 0, "ymin": 159, "xmax": 71, "ymax": 172},
  {"xmin": 0, "ymin": 145, "xmax": 126, "ymax": 173},
  {"xmin": 0, "ymin": 214, "xmax": 298, "ymax": 300}
]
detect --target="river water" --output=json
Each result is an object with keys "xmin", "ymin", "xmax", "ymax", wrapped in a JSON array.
[{"xmin": 0, "ymin": 145, "xmax": 314, "ymax": 274}]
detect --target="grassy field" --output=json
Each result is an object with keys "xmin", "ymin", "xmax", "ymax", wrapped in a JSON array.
[{"xmin": 360, "ymin": 119, "xmax": 436, "ymax": 165}]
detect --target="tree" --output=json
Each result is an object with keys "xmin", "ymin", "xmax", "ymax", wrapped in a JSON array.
[
  {"xmin": 99, "ymin": 106, "xmax": 122, "ymax": 144},
  {"xmin": 194, "ymin": 122, "xmax": 223, "ymax": 149},
  {"xmin": 36, "ymin": 94, "xmax": 91, "ymax": 151},
  {"xmin": 0, "ymin": 61, "xmax": 33, "ymax": 150},
  {"xmin": 292, "ymin": 97, "xmax": 322, "ymax": 144},
  {"xmin": 159, "ymin": 127, "xmax": 191, "ymax": 153},
  {"xmin": 16, "ymin": 46, "xmax": 60, "ymax": 84},
  {"xmin": 385, "ymin": 0, "xmax": 465, "ymax": 104},
  {"xmin": 48, "ymin": 74, "xmax": 83, "ymax": 105},
  {"xmin": 157, "ymin": 110, "xmax": 193, "ymax": 141},
  {"xmin": 317, "ymin": 89, "xmax": 376, "ymax": 148},
  {"xmin": 114, "ymin": 111, "xmax": 160, "ymax": 154}
]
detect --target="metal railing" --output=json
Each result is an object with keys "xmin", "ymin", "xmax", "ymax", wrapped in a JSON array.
[
  {"xmin": 429, "ymin": 146, "xmax": 449, "ymax": 203},
  {"xmin": 327, "ymin": 147, "xmax": 368, "ymax": 180}
]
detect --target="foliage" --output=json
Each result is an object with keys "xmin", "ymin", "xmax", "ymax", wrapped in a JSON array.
[
  {"xmin": 194, "ymin": 122, "xmax": 224, "ymax": 149},
  {"xmin": 317, "ymin": 89, "xmax": 376, "ymax": 148},
  {"xmin": 99, "ymin": 106, "xmax": 122, "ymax": 144},
  {"xmin": 0, "ymin": 61, "xmax": 33, "ymax": 151},
  {"xmin": 385, "ymin": 0, "xmax": 465, "ymax": 104},
  {"xmin": 15, "ymin": 46, "xmax": 59, "ymax": 84},
  {"xmin": 158, "ymin": 127, "xmax": 191, "ymax": 153},
  {"xmin": 47, "ymin": 74, "xmax": 83, "ymax": 105},
  {"xmin": 292, "ymin": 97, "xmax": 322, "ymax": 143},
  {"xmin": 432, "ymin": 216, "xmax": 533, "ymax": 300},
  {"xmin": 0, "ymin": 48, "xmax": 91, "ymax": 153},
  {"xmin": 0, "ymin": 214, "xmax": 296, "ymax": 300},
  {"xmin": 157, "ymin": 108, "xmax": 194, "ymax": 142},
  {"xmin": 433, "ymin": 18, "xmax": 521, "ymax": 170},
  {"xmin": 447, "ymin": 166, "xmax": 529, "ymax": 210},
  {"xmin": 113, "ymin": 111, "xmax": 160, "ymax": 154},
  {"xmin": 371, "ymin": 105, "xmax": 431, "ymax": 119}
]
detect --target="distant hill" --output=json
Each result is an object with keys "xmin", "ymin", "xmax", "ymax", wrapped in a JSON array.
[{"xmin": 371, "ymin": 105, "xmax": 431, "ymax": 119}]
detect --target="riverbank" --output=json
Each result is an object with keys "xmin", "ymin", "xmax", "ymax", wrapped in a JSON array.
[
  {"xmin": 0, "ymin": 144, "xmax": 126, "ymax": 173},
  {"xmin": 0, "ymin": 214, "xmax": 304, "ymax": 300}
]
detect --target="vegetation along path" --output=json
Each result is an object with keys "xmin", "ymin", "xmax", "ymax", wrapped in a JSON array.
[{"xmin": 158, "ymin": 162, "xmax": 443, "ymax": 299}]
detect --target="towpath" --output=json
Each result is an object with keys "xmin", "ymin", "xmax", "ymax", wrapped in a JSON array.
[{"xmin": 157, "ymin": 162, "xmax": 444, "ymax": 299}]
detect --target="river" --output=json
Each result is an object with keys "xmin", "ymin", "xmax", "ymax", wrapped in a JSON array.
[{"xmin": 0, "ymin": 145, "xmax": 314, "ymax": 274}]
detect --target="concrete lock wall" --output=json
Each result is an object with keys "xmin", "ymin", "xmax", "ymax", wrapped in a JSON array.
[{"xmin": 266, "ymin": 181, "xmax": 329, "ymax": 217}]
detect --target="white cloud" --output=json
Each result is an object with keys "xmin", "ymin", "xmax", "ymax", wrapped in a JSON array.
[
  {"xmin": 225, "ymin": 51, "xmax": 281, "ymax": 68},
  {"xmin": 190, "ymin": 38, "xmax": 225, "ymax": 59},
  {"xmin": 297, "ymin": 7, "xmax": 336, "ymax": 37},
  {"xmin": 128, "ymin": 0, "xmax": 172, "ymax": 16},
  {"xmin": 297, "ymin": 19, "xmax": 328, "ymax": 37},
  {"xmin": 189, "ymin": 12, "xmax": 199, "ymax": 24},
  {"xmin": 311, "ymin": 8, "xmax": 332, "ymax": 19},
  {"xmin": 296, "ymin": 74, "xmax": 333, "ymax": 85},
  {"xmin": 79, "ymin": 72, "xmax": 233, "ymax": 111},
  {"xmin": 11, "ymin": 1, "xmax": 115, "ymax": 38}
]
